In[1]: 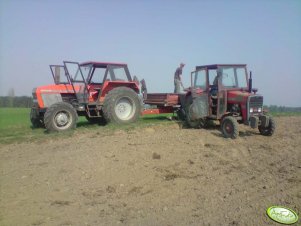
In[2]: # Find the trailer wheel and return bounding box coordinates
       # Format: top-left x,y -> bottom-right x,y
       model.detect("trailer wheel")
259,117 -> 276,136
30,107 -> 44,128
103,87 -> 141,124
44,102 -> 78,132
221,116 -> 239,139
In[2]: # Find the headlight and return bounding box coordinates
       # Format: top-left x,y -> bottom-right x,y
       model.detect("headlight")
258,107 -> 262,112
250,108 -> 253,113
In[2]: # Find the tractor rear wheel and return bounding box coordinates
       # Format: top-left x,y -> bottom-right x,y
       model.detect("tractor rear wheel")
221,116 -> 239,139
184,96 -> 205,128
103,87 -> 141,124
185,103 -> 201,128
258,117 -> 276,136
44,102 -> 78,132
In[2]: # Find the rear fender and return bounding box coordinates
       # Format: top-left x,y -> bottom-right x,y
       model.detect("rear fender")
99,81 -> 140,102
182,93 -> 209,120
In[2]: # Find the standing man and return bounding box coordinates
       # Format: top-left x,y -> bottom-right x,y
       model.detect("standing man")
174,63 -> 185,93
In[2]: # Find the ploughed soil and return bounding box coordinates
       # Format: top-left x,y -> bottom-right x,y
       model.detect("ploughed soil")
0,116 -> 300,226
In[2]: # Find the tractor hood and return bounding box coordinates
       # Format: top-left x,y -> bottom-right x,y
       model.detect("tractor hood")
36,84 -> 79,94
227,90 -> 254,103
33,84 -> 80,108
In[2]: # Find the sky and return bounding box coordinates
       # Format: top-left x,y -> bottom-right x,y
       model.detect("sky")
0,0 -> 300,107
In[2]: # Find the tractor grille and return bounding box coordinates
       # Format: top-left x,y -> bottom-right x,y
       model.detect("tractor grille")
249,95 -> 263,108
248,95 -> 263,117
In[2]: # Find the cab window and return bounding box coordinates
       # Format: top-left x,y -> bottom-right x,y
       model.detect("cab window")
90,67 -> 106,84
194,69 -> 207,89
108,66 -> 129,81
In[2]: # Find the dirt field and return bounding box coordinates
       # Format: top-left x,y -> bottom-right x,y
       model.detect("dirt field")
0,116 -> 300,226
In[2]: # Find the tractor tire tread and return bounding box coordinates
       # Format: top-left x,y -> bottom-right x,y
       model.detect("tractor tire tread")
259,116 -> 276,136
221,116 -> 239,139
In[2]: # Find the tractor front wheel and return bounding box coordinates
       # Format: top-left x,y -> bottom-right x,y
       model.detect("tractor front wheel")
258,117 -> 276,136
44,102 -> 78,132
103,87 -> 141,124
221,116 -> 239,139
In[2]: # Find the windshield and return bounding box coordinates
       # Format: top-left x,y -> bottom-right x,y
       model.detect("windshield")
108,66 -> 130,81
86,65 -> 131,84
209,66 -> 248,88
80,65 -> 92,81
50,65 -> 69,84
64,62 -> 92,83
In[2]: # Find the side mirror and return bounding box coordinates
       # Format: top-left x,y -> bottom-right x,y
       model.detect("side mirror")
252,88 -> 258,94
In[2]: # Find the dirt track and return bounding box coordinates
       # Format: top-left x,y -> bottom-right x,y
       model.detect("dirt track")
0,116 -> 300,226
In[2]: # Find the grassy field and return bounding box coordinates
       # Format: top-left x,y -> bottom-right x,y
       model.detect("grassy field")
0,108 -> 174,144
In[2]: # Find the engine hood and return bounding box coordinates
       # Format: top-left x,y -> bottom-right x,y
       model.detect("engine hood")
227,90 -> 255,103
33,84 -> 81,108
35,84 -> 79,94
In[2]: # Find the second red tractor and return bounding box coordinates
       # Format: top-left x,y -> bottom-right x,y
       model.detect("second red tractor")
31,61 -> 141,131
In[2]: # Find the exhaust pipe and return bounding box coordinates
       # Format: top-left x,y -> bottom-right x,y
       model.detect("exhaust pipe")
248,71 -> 252,93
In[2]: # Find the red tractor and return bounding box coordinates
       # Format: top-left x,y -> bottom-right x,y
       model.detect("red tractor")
30,61 -> 142,132
143,64 -> 276,138
180,64 -> 276,138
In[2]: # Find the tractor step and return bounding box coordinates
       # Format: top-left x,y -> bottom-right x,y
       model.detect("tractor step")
86,104 -> 102,117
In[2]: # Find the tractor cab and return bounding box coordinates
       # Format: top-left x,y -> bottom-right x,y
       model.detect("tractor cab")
49,61 -> 138,104
31,60 -> 141,132
185,64 -> 274,138
190,64 -> 249,119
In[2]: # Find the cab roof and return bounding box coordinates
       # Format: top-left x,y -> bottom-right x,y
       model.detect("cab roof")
80,61 -> 127,67
196,64 -> 247,70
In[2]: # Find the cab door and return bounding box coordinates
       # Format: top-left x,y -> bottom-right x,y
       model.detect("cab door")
188,69 -> 209,120
217,72 -> 227,119
64,61 -> 88,103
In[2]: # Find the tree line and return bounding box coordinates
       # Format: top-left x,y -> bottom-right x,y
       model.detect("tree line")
0,96 -> 33,108
0,96 -> 300,113
264,105 -> 301,113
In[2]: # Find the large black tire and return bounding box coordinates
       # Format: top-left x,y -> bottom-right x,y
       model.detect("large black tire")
221,116 -> 239,139
184,96 -> 202,128
185,103 -> 201,128
30,107 -> 44,128
258,117 -> 276,136
102,87 -> 141,124
44,102 -> 78,132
